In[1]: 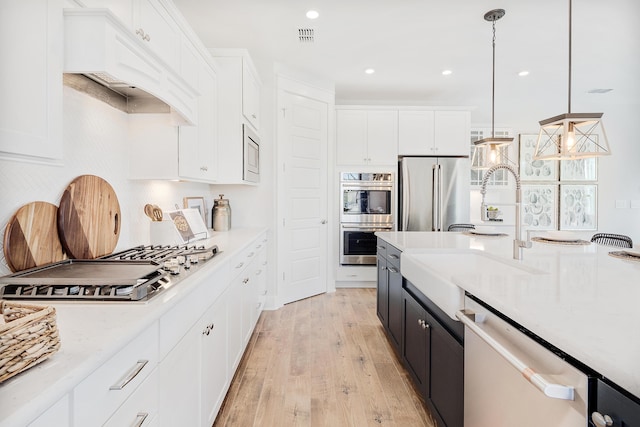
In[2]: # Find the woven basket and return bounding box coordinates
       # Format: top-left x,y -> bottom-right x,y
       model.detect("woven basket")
0,300 -> 61,383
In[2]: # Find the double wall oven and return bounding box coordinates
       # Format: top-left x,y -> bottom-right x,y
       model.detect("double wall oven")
340,172 -> 394,265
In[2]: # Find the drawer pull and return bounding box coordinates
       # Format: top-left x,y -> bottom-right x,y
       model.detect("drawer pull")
248,251 -> 255,257
132,412 -> 149,427
262,290 -> 267,296
255,269 -> 262,276
110,360 -> 148,390
243,277 -> 249,284
387,266 -> 398,273
388,254 -> 399,260
376,245 -> 386,250
235,262 -> 244,269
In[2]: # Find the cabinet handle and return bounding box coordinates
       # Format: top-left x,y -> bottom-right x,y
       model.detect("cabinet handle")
376,245 -> 386,250
256,244 -> 262,249
591,412 -> 614,427
200,166 -> 208,171
255,269 -> 262,276
243,277 -> 249,284
135,28 -> 151,42
387,266 -> 398,273
235,262 -> 244,269
248,251 -> 255,257
256,302 -> 262,309
262,290 -> 267,296
132,412 -> 149,427
388,254 -> 399,260
380,265 -> 387,271
109,360 -> 148,390
203,323 -> 215,335
252,114 -> 257,119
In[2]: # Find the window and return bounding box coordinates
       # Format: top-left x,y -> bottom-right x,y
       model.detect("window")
470,128 -> 513,187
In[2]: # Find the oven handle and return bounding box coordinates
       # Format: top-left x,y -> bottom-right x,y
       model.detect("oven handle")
341,224 -> 393,230
341,184 -> 393,191
456,309 -> 575,401
342,224 -> 393,231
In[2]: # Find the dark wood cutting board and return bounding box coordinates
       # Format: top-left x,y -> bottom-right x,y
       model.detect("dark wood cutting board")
57,175 -> 121,259
3,201 -> 66,272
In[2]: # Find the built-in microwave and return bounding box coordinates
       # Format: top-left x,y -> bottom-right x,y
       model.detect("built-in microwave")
243,124 -> 260,183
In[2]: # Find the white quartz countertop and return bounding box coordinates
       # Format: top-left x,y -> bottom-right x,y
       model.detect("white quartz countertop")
0,227 -> 267,427
376,231 -> 640,400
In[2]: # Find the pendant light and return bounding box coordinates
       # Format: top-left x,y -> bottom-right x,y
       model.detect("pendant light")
533,0 -> 611,160
471,9 -> 514,170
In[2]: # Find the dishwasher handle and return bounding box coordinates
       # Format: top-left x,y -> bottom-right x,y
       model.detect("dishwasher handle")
456,309 -> 575,401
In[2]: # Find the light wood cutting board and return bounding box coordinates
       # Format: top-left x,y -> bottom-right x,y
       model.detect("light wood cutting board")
3,201 -> 66,272
57,175 -> 121,259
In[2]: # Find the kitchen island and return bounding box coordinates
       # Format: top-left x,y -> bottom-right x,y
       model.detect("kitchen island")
0,227 -> 268,427
376,231 -> 640,407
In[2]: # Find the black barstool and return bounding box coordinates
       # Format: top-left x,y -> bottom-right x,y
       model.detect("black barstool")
590,233 -> 633,248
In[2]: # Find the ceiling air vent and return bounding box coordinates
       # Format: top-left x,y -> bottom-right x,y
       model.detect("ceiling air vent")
297,28 -> 315,43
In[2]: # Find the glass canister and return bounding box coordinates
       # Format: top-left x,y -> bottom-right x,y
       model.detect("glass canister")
212,194 -> 232,231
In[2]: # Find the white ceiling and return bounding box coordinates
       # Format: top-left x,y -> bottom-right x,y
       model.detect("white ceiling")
173,0 -> 640,125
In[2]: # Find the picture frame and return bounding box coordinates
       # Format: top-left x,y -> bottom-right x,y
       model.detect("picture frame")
519,134 -> 558,182
559,184 -> 597,230
560,157 -> 598,181
183,196 -> 206,223
521,185 -> 558,230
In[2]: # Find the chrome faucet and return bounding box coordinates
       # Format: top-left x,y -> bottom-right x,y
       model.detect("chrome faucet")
480,163 -> 532,260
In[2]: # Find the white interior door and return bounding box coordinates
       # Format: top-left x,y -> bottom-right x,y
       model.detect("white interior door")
277,87 -> 329,305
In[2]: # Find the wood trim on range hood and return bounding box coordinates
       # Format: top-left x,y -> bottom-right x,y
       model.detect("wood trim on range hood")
63,8 -> 198,125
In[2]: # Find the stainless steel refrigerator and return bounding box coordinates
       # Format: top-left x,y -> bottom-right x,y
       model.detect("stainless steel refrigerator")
398,156 -> 470,231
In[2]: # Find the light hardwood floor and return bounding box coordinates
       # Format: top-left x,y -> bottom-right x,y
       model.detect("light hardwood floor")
213,288 -> 436,427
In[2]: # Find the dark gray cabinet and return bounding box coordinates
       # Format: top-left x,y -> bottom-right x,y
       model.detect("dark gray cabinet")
591,379 -> 640,427
376,238 -> 464,427
403,282 -> 464,427
376,238 -> 402,351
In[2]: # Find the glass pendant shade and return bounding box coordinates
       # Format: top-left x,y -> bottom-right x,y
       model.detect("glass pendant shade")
534,112 -> 611,160
533,0 -> 611,160
471,141 -> 514,170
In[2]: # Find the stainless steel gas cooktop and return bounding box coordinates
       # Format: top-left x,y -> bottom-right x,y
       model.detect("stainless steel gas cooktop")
0,244 -> 220,302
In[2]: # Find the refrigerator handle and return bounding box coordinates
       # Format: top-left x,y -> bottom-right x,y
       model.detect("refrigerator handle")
402,162 -> 410,230
432,164 -> 438,231
438,164 -> 444,231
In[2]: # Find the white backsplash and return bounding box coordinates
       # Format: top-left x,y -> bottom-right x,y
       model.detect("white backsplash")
0,86 -> 217,275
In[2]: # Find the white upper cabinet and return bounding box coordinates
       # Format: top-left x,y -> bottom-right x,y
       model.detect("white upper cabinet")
210,49 -> 262,184
398,110 -> 470,156
178,60 -> 218,182
0,0 -> 63,161
133,0 -> 180,71
398,111 -> 435,155
242,60 -> 261,131
336,109 -> 398,166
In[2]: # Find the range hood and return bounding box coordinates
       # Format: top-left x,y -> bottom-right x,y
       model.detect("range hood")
63,8 -> 198,125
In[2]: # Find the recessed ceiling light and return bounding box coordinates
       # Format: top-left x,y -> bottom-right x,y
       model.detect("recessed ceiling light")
365,68 -> 375,75
518,71 -> 530,76
442,70 -> 452,76
306,10 -> 319,19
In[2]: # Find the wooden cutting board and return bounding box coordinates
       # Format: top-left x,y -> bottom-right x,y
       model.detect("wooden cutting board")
57,175 -> 121,259
3,201 -> 66,272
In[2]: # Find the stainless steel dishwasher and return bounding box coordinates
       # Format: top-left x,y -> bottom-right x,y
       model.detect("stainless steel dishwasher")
457,296 -> 589,427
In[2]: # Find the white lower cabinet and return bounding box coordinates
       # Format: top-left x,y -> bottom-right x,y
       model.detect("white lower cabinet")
73,322 -> 159,426
28,395 -> 69,427
200,298 -> 229,426
104,369 -> 159,427
157,231 -> 268,427
158,292 -> 229,427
